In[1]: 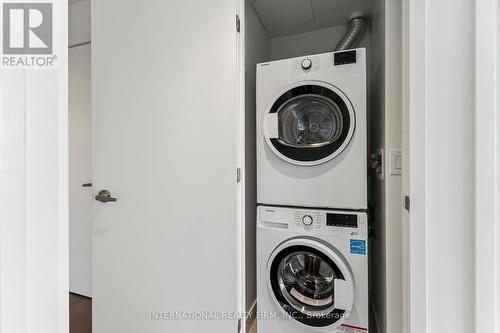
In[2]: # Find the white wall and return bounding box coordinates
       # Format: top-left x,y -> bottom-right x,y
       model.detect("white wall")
0,2 -> 68,333
269,24 -> 370,61
69,0 -> 92,297
69,44 -> 92,297
244,0 -> 270,314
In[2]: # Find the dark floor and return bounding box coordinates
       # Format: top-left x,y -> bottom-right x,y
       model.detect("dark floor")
70,293 -> 92,333
69,294 -> 254,333
249,320 -> 256,333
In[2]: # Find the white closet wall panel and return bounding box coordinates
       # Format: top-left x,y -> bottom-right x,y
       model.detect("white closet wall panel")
0,2 -> 69,331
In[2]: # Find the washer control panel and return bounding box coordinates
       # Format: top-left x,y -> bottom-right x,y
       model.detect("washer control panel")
294,210 -> 323,229
258,206 -> 367,238
326,213 -> 358,228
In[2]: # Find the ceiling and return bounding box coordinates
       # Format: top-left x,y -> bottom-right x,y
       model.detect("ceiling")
68,0 -> 371,37
251,0 -> 372,37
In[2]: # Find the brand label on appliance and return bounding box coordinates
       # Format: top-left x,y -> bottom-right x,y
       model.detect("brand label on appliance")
350,239 -> 366,255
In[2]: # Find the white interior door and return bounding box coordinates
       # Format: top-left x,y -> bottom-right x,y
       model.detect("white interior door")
69,43 -> 92,297
91,1 -> 240,332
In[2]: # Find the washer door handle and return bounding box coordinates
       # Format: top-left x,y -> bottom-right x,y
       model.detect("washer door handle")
334,279 -> 353,311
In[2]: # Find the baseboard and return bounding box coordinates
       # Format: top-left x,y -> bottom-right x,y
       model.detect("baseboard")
246,300 -> 257,333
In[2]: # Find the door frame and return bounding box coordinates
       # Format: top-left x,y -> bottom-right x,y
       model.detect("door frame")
403,1 -> 500,333
236,0 -> 247,332
402,0 -> 428,331
475,0 -> 500,332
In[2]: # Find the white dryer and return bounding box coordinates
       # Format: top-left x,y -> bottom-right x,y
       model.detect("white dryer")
257,49 -> 367,209
257,205 -> 368,333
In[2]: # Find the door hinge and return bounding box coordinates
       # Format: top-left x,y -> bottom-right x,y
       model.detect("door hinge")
404,195 -> 410,212
237,318 -> 242,333
237,168 -> 241,183
236,14 -> 241,33
369,148 -> 384,181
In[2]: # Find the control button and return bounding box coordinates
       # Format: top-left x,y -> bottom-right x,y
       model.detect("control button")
302,215 -> 313,226
301,58 -> 312,70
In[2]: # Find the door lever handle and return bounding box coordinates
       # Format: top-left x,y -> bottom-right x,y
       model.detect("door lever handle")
95,190 -> 117,203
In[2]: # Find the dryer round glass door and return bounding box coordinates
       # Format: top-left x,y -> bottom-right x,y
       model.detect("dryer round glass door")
267,238 -> 354,329
263,83 -> 355,166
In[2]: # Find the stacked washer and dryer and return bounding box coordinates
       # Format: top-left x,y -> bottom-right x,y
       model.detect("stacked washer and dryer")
256,48 -> 369,333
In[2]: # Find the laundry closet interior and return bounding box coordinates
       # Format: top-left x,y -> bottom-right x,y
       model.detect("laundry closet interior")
240,0 -> 403,332
67,0 -> 404,332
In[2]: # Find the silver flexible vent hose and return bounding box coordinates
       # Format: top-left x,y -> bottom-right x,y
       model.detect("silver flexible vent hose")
335,16 -> 367,51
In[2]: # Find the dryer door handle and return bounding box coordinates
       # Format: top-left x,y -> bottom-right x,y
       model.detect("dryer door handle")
334,279 -> 353,311
263,113 -> 279,139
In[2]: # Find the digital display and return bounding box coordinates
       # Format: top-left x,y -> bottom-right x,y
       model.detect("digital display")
327,213 -> 358,228
334,50 -> 357,66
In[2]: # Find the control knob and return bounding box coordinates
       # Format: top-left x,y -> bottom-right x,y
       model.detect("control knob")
302,215 -> 313,226
301,58 -> 312,70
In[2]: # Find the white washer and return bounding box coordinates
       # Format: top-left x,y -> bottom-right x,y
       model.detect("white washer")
257,49 -> 367,209
257,205 -> 368,333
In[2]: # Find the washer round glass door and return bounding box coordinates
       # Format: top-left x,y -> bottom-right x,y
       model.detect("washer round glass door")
267,238 -> 354,329
263,83 -> 355,166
